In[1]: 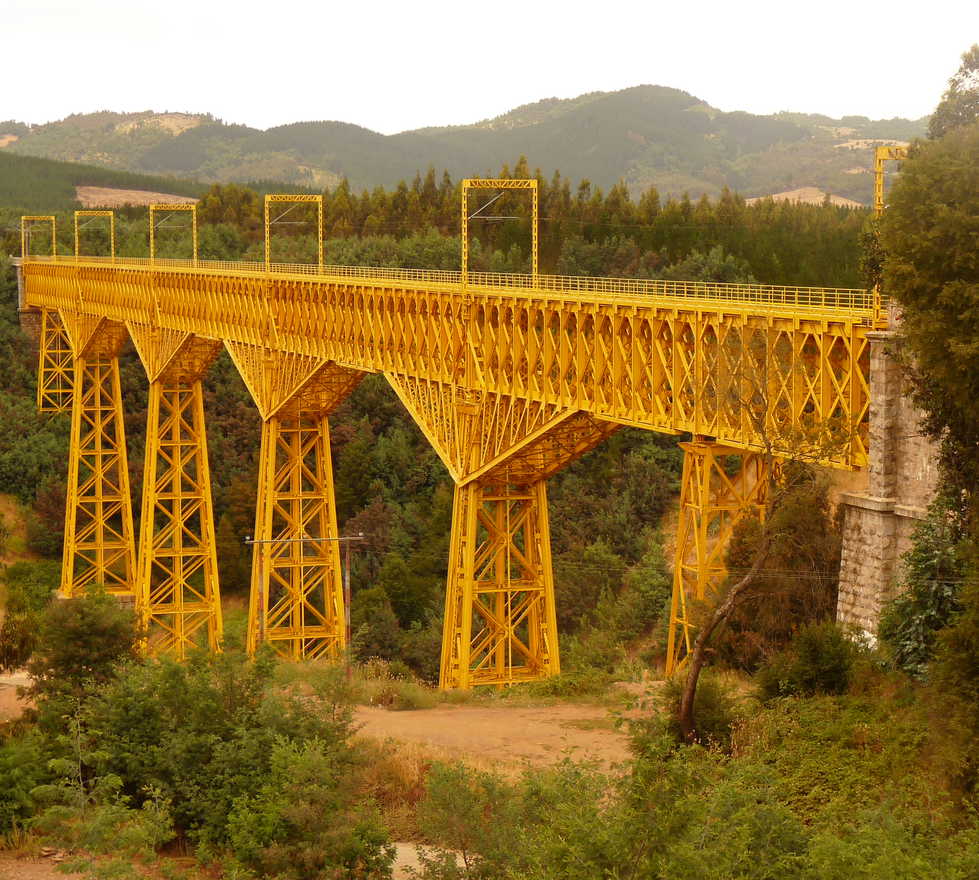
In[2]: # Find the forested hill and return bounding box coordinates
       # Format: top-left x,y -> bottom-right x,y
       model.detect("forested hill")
0,85 -> 926,202
0,151 -> 206,213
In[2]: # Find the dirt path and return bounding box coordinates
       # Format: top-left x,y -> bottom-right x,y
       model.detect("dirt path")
0,671 -> 30,723
355,701 -> 632,770
0,855 -> 82,880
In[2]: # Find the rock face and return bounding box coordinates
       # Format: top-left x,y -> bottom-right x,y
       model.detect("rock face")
837,319 -> 938,634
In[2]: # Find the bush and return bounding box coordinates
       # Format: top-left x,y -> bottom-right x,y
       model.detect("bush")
0,732 -> 48,834
0,560 -> 59,671
26,585 -> 139,717
879,496 -> 966,677
226,738 -> 395,879
757,621 -> 857,700
660,671 -> 740,750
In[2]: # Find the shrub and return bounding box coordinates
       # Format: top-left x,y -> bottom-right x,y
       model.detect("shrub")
660,671 -> 740,750
26,585 -> 139,720
757,621 -> 857,700
0,560 -> 59,671
879,496 -> 966,677
0,732 -> 48,834
226,738 -> 395,879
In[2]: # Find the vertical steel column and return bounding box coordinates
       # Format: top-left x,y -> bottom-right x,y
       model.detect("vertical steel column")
37,309 -> 74,412
440,479 -> 559,689
62,356 -> 136,598
247,412 -> 345,660
665,441 -> 771,675
137,379 -> 222,656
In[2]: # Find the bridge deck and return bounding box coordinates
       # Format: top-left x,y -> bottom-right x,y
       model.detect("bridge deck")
18,255 -> 873,467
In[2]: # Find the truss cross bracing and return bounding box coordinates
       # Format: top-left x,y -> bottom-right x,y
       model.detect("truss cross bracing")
19,218 -> 875,687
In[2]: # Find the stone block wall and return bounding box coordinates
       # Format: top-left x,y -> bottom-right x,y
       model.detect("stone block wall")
836,327 -> 939,635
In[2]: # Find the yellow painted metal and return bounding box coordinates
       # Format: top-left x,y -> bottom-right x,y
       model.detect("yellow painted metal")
149,204 -> 198,262
248,414 -> 345,659
129,327 -> 224,657
224,343 -> 362,659
37,309 -> 74,412
21,216 -> 56,258
461,178 -> 538,287
265,194 -> 323,273
387,374 -> 617,687
18,256 -> 873,470
137,379 -> 222,655
17,192 -> 878,685
874,145 -> 909,217
60,318 -> 137,598
441,479 -> 559,688
665,441 -> 771,675
74,210 -> 115,259
872,144 -> 909,326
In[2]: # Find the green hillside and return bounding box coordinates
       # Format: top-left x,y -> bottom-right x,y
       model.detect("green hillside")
1,86 -> 928,203
0,150 -> 206,213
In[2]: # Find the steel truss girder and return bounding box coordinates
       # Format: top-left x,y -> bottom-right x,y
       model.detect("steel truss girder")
441,480 -> 559,689
138,380 -> 223,656
665,440 -> 772,675
20,261 -> 872,469
62,354 -> 137,598
37,308 -> 74,412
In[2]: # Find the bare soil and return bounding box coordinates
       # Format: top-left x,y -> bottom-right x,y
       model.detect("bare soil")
0,855 -> 82,879
745,187 -> 863,208
74,187 -> 198,209
355,701 -> 632,771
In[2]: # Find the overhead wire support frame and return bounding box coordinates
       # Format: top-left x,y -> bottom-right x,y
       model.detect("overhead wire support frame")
74,210 -> 116,259
21,215 -> 56,259
265,194 -> 323,273
149,203 -> 198,263
461,178 -> 538,288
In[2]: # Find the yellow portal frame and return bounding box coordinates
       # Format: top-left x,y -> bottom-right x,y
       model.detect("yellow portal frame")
150,204 -> 198,262
265,194 -> 323,272
74,210 -> 116,259
21,216 -> 56,258
461,179 -> 538,287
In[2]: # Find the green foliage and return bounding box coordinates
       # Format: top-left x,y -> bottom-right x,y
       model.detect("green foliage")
0,150 -> 204,213
225,738 -> 395,879
757,622 -> 857,699
0,732 -> 48,834
879,496 -> 967,676
3,91 -> 926,205
715,467 -> 842,670
0,560 -> 60,671
26,586 -> 139,714
660,671 -> 741,750
929,45 -> 979,140
881,122 -> 979,513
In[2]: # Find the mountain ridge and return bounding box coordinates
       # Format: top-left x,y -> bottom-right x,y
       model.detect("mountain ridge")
0,85 -> 927,203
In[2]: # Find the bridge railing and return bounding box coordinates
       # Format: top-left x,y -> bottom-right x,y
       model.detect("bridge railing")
19,254 -> 876,316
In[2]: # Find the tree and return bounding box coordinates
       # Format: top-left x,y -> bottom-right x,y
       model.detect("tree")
880,122 -> 979,522
929,45 -> 979,140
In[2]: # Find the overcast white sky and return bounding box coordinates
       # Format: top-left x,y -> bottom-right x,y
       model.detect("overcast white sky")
4,0 -> 976,133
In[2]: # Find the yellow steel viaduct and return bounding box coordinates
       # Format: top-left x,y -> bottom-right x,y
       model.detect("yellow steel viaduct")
14,172 -> 892,689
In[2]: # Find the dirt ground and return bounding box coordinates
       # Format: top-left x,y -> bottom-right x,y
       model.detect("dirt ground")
74,187 -> 198,208
355,700 -> 632,771
0,855 -> 81,879
0,671 -> 30,723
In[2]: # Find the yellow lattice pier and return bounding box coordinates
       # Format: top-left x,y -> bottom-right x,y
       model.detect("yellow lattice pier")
17,182 -> 877,685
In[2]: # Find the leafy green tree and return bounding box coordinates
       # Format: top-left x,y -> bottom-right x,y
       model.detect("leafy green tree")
929,45 -> 979,139
25,586 -> 139,714
0,561 -> 59,671
881,122 -> 979,519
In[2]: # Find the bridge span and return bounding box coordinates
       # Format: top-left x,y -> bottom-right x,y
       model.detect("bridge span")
15,195 -> 877,688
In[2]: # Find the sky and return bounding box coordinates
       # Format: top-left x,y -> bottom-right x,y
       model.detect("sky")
4,0 -> 977,133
